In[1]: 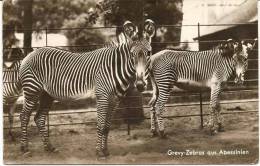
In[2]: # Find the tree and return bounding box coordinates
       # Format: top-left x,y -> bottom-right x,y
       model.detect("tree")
3,0 -> 106,55
97,0 -> 144,35
97,0 -> 183,50
3,0 -> 34,56
62,13 -> 105,51
31,0 -> 96,31
21,0 -> 33,55
3,0 -> 23,60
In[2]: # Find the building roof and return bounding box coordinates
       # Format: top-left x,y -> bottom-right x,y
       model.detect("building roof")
198,0 -> 257,38
180,0 -> 257,50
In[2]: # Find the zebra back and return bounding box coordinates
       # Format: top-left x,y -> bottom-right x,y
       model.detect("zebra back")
3,61 -> 22,103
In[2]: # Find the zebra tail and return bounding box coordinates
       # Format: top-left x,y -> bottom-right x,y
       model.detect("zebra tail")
16,78 -> 23,95
148,71 -> 158,107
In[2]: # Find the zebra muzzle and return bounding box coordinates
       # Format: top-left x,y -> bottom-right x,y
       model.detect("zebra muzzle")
234,74 -> 244,85
135,80 -> 146,92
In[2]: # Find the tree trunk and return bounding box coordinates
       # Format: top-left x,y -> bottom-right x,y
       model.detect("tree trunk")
23,0 -> 33,55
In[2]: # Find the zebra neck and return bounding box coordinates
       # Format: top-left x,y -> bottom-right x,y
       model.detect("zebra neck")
207,49 -> 236,80
111,43 -> 135,96
222,56 -> 236,80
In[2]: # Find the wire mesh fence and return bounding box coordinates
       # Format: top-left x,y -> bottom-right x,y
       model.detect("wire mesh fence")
3,22 -> 258,135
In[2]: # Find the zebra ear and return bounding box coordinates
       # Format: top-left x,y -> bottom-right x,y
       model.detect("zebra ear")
143,19 -> 155,42
248,38 -> 258,50
123,21 -> 138,40
220,39 -> 235,57
227,39 -> 235,49
246,43 -> 253,50
241,39 -> 257,54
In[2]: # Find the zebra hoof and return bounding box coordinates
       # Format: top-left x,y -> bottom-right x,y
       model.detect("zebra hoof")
96,150 -> 109,160
218,124 -> 225,132
44,145 -> 59,153
210,129 -> 218,136
159,131 -> 167,139
51,148 -> 59,153
103,149 -> 110,157
218,128 -> 225,132
22,151 -> 32,157
150,130 -> 158,138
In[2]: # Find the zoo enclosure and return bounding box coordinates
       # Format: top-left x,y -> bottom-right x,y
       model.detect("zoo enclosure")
3,22 -> 258,135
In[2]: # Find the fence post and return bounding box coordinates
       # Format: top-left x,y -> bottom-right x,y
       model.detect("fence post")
127,120 -> 130,135
45,27 -> 48,46
47,109 -> 50,137
197,22 -> 204,129
45,27 -> 50,137
199,92 -> 203,128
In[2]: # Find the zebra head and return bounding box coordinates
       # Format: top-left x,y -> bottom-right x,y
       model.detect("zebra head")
222,39 -> 257,84
123,19 -> 155,92
130,39 -> 152,92
234,39 -> 257,84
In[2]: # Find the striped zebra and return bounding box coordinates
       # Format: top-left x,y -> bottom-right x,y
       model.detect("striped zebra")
3,48 -> 24,140
18,20 -> 155,158
149,39 -> 257,137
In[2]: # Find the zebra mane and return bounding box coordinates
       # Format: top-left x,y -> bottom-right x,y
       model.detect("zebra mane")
166,48 -> 196,52
166,42 -> 232,56
103,32 -> 129,48
213,42 -> 237,57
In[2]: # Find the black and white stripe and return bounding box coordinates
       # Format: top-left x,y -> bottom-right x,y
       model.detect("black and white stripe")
149,40 -> 252,137
3,60 -> 22,140
18,40 -> 151,157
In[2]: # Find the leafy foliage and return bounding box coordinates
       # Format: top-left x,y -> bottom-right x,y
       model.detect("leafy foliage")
3,0 -> 183,52
32,0 -> 96,30
98,0 -> 183,25
3,0 -> 105,51
3,0 -> 22,48
62,14 -> 105,50
97,0 -> 183,49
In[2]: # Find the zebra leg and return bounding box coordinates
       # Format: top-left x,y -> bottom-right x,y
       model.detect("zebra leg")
153,69 -> 174,139
216,104 -> 225,132
155,104 -> 166,139
96,96 -> 113,159
154,90 -> 171,139
34,92 -> 57,152
150,108 -> 158,137
8,100 -> 17,141
20,96 -> 38,155
20,72 -> 44,156
149,74 -> 159,137
208,83 -> 222,135
103,111 -> 112,157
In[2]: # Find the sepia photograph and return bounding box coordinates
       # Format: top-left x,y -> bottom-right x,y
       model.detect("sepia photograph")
2,0 -> 258,164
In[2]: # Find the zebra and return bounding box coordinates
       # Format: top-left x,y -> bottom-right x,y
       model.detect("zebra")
18,20 -> 155,158
3,48 -> 24,140
103,20 -> 139,47
148,39 -> 257,137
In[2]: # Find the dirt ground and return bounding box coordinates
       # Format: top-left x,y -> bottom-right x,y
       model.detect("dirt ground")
3,101 -> 258,164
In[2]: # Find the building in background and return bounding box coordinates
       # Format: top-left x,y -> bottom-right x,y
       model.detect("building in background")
181,0 -> 257,50
15,33 -> 68,48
